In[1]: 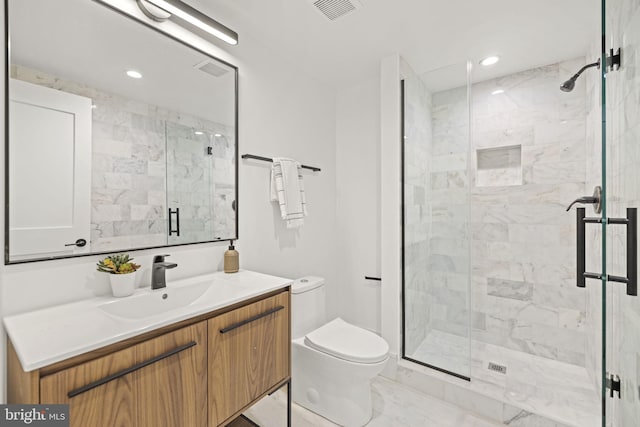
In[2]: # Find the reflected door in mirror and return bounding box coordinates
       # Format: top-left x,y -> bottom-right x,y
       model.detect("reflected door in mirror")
9,79 -> 91,259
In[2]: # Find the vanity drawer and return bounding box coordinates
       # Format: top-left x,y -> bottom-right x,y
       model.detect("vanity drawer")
208,290 -> 290,426
39,321 -> 207,427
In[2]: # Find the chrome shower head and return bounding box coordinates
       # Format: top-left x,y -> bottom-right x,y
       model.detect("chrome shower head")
560,59 -> 600,92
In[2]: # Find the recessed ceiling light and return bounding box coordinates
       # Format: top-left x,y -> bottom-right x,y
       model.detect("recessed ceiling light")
194,131 -> 204,135
126,70 -> 143,79
480,56 -> 500,66
491,89 -> 505,95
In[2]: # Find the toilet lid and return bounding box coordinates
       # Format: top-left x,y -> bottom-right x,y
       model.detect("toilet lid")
304,318 -> 389,364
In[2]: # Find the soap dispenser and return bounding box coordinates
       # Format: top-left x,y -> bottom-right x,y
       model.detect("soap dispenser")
224,240 -> 239,273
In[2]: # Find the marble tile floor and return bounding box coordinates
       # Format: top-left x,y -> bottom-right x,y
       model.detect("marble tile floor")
244,376 -> 507,427
408,330 -> 600,427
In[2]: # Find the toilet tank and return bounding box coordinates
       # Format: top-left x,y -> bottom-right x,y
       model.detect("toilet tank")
291,276 -> 326,339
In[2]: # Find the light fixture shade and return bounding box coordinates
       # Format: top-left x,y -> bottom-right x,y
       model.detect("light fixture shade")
145,0 -> 238,45
136,0 -> 171,22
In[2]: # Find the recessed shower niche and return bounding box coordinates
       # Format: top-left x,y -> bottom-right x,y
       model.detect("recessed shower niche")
475,144 -> 522,187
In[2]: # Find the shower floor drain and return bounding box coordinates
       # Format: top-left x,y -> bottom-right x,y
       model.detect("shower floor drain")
488,362 -> 507,374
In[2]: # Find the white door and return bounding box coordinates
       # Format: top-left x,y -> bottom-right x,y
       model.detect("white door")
9,79 -> 92,260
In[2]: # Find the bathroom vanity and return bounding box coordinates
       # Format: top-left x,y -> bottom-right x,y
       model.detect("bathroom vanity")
5,271 -> 291,427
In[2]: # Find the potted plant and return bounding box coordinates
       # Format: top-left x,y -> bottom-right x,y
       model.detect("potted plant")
97,254 -> 141,297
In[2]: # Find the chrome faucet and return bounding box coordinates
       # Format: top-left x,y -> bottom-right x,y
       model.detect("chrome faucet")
151,254 -> 178,290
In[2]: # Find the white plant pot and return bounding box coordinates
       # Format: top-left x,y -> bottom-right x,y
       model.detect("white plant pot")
109,272 -> 136,297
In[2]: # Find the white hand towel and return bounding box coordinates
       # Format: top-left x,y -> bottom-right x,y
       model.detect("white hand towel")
270,157 -> 307,228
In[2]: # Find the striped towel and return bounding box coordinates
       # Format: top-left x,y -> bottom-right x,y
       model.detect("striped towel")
270,157 -> 307,228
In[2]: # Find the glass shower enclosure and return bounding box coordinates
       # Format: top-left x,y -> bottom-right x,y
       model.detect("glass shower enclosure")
401,1 -> 640,423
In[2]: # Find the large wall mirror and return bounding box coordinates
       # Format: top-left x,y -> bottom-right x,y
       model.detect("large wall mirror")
5,0 -> 238,263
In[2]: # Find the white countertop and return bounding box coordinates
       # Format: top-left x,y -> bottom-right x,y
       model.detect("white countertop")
4,270 -> 293,372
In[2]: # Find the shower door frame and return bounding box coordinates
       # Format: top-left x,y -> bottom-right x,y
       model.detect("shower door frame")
399,72 -> 472,383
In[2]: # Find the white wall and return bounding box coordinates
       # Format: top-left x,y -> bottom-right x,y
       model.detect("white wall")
334,76 -> 381,332
0,2 -> 337,401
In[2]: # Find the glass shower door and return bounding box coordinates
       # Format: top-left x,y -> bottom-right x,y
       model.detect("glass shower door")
402,62 -> 472,379
604,0 -> 640,425
165,122 -> 215,245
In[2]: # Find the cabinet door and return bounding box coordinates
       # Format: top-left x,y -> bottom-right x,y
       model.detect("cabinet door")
40,346 -> 136,427
208,292 -> 290,426
40,322 -> 207,427
135,321 -> 207,427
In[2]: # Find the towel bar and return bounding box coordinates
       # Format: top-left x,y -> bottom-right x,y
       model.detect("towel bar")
241,154 -> 321,172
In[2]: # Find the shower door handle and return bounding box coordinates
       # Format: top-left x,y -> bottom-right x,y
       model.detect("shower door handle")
576,208 -> 601,287
574,207 -> 637,296
576,208 -> 587,288
608,208 -> 637,296
168,208 -> 180,237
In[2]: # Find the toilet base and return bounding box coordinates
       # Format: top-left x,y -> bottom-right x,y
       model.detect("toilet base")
293,375 -> 373,427
292,338 -> 387,427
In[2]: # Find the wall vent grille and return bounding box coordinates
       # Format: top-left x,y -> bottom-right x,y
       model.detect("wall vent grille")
193,59 -> 229,78
313,0 -> 360,21
488,362 -> 507,374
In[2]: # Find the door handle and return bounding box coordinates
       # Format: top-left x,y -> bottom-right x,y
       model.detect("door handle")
67,341 -> 197,398
219,306 -> 285,334
168,208 -> 180,237
65,238 -> 87,247
574,207 -> 637,296
566,186 -> 602,213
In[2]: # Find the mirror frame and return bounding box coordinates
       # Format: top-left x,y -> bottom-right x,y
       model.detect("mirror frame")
3,0 -> 239,264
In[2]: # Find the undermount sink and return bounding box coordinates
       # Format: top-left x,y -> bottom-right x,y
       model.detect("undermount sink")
99,282 -> 211,320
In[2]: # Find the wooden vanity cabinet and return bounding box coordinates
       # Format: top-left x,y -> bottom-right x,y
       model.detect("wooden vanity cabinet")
208,291 -> 290,426
7,289 -> 291,427
40,321 -> 207,427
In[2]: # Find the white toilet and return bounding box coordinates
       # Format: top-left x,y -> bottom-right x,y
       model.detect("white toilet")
291,276 -> 389,427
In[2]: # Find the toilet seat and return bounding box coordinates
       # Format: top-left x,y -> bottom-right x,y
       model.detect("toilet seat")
304,318 -> 389,364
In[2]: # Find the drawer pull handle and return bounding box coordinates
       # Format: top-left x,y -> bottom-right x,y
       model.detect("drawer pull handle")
220,305 -> 285,334
67,341 -> 197,398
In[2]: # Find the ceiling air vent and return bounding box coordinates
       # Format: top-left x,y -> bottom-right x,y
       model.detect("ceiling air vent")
312,0 -> 362,21
193,59 -> 230,78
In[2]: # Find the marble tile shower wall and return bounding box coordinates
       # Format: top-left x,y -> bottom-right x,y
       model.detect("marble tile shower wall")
12,65 -> 235,252
403,76 -> 434,356
430,58 -> 590,365
428,85 -> 471,339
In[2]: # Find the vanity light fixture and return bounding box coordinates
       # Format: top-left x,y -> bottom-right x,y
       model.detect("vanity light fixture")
480,56 -> 500,66
136,0 -> 238,45
126,70 -> 143,78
